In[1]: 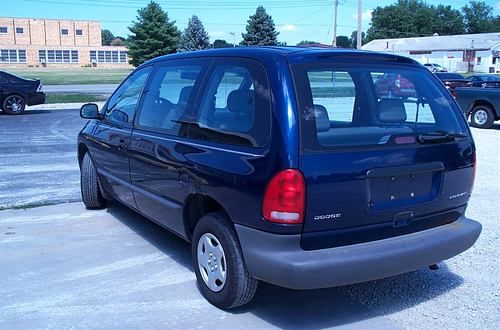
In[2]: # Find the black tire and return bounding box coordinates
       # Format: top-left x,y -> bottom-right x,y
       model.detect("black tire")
80,153 -> 107,209
470,105 -> 495,129
3,95 -> 26,115
192,212 -> 258,309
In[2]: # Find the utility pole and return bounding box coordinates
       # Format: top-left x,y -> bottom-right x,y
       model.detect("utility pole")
332,0 -> 339,47
229,32 -> 236,47
356,0 -> 362,49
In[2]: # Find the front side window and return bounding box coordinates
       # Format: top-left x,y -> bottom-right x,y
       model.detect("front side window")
136,61 -> 204,135
293,63 -> 469,151
105,66 -> 152,125
191,59 -> 271,147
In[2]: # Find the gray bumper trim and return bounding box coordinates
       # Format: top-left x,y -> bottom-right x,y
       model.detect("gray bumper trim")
235,217 -> 481,290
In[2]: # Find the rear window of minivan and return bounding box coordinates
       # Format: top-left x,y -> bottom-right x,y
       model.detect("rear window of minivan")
292,63 -> 469,151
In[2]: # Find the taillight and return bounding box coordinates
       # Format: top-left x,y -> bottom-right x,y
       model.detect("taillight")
262,169 -> 305,224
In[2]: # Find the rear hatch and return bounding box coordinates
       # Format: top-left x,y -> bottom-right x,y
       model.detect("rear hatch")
291,59 -> 475,250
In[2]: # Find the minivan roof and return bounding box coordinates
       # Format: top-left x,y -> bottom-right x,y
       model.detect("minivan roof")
143,46 -> 420,67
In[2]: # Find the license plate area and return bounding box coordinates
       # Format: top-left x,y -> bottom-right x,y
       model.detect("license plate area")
366,162 -> 444,211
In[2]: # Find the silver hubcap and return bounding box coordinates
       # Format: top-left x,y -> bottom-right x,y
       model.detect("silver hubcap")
197,233 -> 227,292
473,110 -> 488,125
6,96 -> 24,113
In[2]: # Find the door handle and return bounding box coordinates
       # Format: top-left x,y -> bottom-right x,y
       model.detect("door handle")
119,138 -> 128,149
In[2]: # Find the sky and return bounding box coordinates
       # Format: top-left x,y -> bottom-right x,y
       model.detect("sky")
2,0 -> 500,45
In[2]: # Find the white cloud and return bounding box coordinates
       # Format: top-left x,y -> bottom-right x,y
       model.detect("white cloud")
279,24 -> 298,32
209,31 -> 226,38
351,9 -> 373,21
495,2 -> 500,11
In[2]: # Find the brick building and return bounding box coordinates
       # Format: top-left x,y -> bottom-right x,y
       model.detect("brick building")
0,17 -> 132,68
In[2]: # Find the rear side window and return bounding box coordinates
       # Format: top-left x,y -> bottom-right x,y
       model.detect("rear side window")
105,66 -> 152,125
189,58 -> 271,147
135,60 -> 206,135
293,64 -> 469,151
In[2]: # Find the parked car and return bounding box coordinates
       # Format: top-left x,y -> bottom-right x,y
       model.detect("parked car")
78,47 -> 481,309
0,71 -> 45,115
374,73 -> 417,98
467,74 -> 500,88
423,63 -> 447,72
455,86 -> 500,128
434,72 -> 471,92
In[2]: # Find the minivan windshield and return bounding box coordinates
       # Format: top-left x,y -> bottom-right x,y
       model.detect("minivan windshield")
292,63 -> 469,151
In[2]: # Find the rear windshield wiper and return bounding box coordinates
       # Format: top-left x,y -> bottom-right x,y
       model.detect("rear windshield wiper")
418,131 -> 468,144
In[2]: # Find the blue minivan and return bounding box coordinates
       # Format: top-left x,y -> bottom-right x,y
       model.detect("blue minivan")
78,47 -> 481,309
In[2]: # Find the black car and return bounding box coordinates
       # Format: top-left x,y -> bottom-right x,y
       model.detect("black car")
467,74 -> 500,88
0,71 -> 46,115
435,72 -> 471,92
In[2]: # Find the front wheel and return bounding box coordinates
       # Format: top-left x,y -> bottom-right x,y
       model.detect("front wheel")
3,95 -> 26,115
192,213 -> 258,309
80,153 -> 107,209
470,105 -> 494,129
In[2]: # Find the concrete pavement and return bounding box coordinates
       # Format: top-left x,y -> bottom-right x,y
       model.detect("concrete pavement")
0,202 -> 400,329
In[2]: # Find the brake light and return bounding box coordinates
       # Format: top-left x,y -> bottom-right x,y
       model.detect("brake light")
262,169 -> 305,224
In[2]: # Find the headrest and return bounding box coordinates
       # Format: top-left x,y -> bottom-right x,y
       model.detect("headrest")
314,104 -> 330,132
178,86 -> 193,105
377,99 -> 407,123
227,89 -> 255,113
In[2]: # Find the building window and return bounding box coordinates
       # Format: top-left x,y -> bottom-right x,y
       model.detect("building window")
90,50 -> 128,63
0,27 -> 7,34
61,29 -> 69,35
76,29 -> 83,36
0,49 -> 27,63
39,49 -> 78,63
16,27 -> 24,34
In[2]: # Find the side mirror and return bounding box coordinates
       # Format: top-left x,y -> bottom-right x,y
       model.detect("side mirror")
80,103 -> 99,119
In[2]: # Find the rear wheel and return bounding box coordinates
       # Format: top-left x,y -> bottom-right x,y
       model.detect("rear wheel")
192,213 -> 258,309
80,153 -> 107,209
3,95 -> 26,115
470,105 -> 494,129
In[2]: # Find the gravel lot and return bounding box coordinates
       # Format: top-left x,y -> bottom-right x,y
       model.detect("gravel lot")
339,125 -> 500,329
0,108 -> 498,328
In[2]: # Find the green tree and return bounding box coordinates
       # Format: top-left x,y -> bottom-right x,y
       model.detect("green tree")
350,30 -> 366,48
241,6 -> 279,46
213,39 -> 228,48
336,36 -> 350,48
434,5 -> 465,35
462,1 -> 498,33
296,40 -> 318,46
127,1 -> 180,66
178,15 -> 210,52
101,29 -> 114,46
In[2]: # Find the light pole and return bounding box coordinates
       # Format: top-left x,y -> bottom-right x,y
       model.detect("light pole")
229,32 -> 236,47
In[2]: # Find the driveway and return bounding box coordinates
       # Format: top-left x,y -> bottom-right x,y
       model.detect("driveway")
0,109 -> 82,210
43,84 -> 118,94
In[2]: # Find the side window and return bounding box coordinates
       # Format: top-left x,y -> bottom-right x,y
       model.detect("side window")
105,66 -> 151,125
192,59 -> 271,147
307,71 -> 355,124
136,62 -> 204,135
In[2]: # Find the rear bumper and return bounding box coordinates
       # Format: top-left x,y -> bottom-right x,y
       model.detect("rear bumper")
236,216 -> 481,290
27,92 -> 46,106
